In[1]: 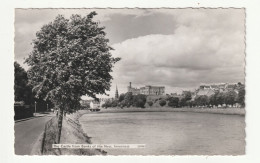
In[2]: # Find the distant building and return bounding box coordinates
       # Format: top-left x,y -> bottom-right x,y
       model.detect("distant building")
140,85 -> 165,95
194,82 -> 242,98
80,100 -> 92,107
170,93 -> 182,99
196,89 -> 215,97
127,82 -> 140,95
127,82 -> 165,95
90,101 -> 100,109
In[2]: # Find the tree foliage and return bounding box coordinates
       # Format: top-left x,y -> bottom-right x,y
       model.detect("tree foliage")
25,12 -> 120,112
25,12 -> 120,143
14,62 -> 33,104
133,94 -> 146,108
215,92 -> 225,105
123,92 -> 134,107
195,95 -> 209,106
147,101 -> 153,107
209,93 -> 217,106
178,98 -> 186,107
183,91 -> 192,101
118,93 -> 125,102
224,90 -> 237,105
168,97 -> 179,108
159,99 -> 167,107
237,84 -> 245,107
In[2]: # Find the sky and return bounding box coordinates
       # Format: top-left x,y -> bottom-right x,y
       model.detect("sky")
15,8 -> 245,99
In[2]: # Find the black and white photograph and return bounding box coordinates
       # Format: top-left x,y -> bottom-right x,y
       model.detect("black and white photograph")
14,8 -> 246,156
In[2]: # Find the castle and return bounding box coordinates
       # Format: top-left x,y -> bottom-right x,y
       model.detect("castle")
127,82 -> 165,95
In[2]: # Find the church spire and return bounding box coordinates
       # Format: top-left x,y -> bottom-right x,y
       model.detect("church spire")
115,85 -> 119,99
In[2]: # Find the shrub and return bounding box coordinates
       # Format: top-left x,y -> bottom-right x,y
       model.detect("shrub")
124,92 -> 134,107
118,100 -> 127,108
111,100 -> 119,107
168,97 -> 179,108
147,101 -> 153,107
195,95 -> 209,106
159,100 -> 166,107
102,100 -> 112,108
133,94 -> 147,108
178,97 -> 186,107
118,93 -> 125,102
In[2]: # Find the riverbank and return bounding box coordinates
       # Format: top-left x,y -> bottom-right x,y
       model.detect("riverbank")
96,107 -> 245,115
31,110 -> 105,155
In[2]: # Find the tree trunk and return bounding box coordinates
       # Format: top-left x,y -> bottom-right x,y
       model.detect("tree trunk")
56,108 -> 63,144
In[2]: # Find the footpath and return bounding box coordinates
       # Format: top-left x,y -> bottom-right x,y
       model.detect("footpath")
15,112 -> 53,123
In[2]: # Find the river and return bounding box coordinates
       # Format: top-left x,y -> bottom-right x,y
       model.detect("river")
79,111 -> 245,155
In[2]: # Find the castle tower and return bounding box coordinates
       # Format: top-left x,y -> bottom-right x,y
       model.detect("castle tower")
115,85 -> 119,99
127,82 -> 132,92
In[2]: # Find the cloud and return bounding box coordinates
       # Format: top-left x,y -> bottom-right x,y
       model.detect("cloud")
14,9 -> 245,98
110,9 -> 245,90
14,9 -> 153,68
100,12 -> 177,44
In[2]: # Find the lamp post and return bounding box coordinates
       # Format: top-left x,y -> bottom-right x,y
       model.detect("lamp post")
34,101 -> 37,116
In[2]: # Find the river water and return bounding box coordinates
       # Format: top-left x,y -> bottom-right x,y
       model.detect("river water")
79,112 -> 245,155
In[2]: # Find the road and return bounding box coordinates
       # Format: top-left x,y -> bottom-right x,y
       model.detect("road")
14,113 -> 54,155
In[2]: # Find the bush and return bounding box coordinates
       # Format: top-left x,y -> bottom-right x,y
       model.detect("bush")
118,100 -> 127,108
178,98 -> 186,107
124,92 -> 134,107
147,101 -> 153,107
168,97 -> 179,108
102,100 -> 119,108
195,95 -> 209,106
118,93 -> 125,102
111,100 -> 119,107
102,100 -> 113,108
159,100 -> 166,107
133,94 -> 147,108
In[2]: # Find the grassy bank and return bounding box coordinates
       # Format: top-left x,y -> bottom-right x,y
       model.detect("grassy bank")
97,107 -> 245,115
35,110 -> 105,155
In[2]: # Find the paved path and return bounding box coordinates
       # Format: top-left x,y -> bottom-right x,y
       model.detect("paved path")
14,113 -> 54,155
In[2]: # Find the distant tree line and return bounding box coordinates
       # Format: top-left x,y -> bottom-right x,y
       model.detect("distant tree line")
101,83 -> 245,109
163,84 -> 245,108
193,87 -> 245,108
102,92 -> 147,108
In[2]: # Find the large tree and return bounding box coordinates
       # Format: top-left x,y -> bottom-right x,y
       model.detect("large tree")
133,94 -> 147,108
123,92 -> 134,107
183,91 -> 192,101
195,95 -> 209,107
224,90 -> 237,106
168,97 -> 179,108
25,12 -> 120,143
14,62 -> 33,104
